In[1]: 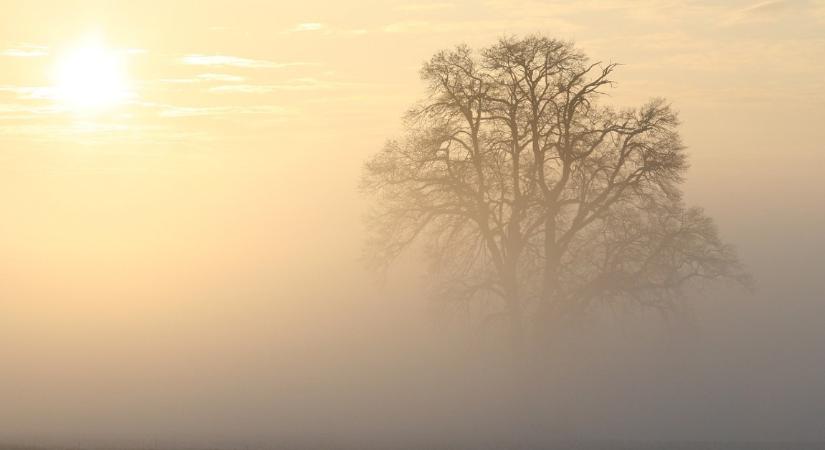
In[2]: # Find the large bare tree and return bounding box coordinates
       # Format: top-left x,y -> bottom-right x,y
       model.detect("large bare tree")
362,36 -> 748,346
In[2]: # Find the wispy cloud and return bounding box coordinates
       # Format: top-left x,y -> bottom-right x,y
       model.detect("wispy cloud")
396,2 -> 455,12
282,22 -> 369,36
208,78 -> 348,93
181,54 -> 312,69
198,73 -> 245,82
158,104 -> 288,118
158,73 -> 247,84
382,17 -> 579,34
481,0 -> 724,25
289,22 -> 325,32
208,84 -> 281,94
0,85 -> 55,100
159,78 -> 202,84
812,0 -> 825,23
1,44 -> 48,57
0,103 -> 63,120
721,0 -> 802,25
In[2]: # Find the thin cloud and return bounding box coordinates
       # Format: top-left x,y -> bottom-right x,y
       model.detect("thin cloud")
159,78 -> 203,84
1,44 -> 48,57
209,84 -> 280,94
0,103 -> 63,120
813,0 -> 825,22
483,0 -> 722,24
181,54 -> 311,69
0,85 -> 55,100
396,2 -> 455,12
208,78 -> 349,93
282,22 -> 368,36
158,104 -> 288,118
721,0 -> 801,25
158,73 -> 247,84
289,22 -> 325,32
198,73 -> 245,82
382,17 -> 580,34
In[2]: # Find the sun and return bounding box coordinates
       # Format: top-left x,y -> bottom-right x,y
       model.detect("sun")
52,37 -> 132,111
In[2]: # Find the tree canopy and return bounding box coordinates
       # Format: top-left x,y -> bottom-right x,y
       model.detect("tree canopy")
362,35 -> 748,345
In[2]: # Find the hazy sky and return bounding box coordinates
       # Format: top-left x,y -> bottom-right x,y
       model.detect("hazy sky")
1,0 -> 824,446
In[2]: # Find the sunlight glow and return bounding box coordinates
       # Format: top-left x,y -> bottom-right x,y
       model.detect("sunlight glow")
52,38 -> 132,111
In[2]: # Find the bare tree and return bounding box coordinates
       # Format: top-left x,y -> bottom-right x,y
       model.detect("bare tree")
361,35 -> 748,347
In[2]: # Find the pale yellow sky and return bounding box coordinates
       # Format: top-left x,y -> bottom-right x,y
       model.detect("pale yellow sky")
1,1 -> 825,443
0,0 -> 823,325
1,0 -> 822,255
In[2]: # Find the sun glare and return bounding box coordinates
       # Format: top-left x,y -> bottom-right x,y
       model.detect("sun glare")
52,38 -> 131,111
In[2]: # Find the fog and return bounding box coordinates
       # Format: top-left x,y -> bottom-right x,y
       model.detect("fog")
1,1 -> 825,448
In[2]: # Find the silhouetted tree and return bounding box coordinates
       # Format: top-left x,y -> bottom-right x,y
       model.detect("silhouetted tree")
362,35 -> 748,347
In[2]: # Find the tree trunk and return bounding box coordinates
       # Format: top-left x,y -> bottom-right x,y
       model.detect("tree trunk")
542,215 -> 562,314
502,254 -> 524,352
507,297 -> 524,353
